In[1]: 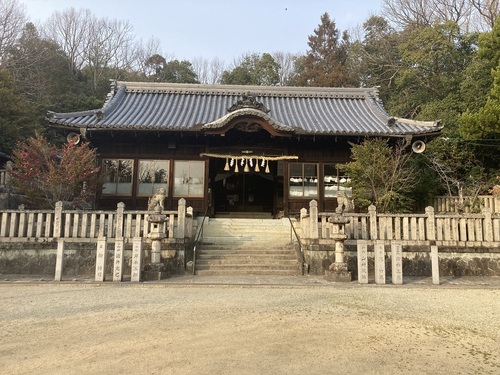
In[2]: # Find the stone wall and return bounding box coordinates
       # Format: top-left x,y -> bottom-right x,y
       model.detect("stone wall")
0,240 -> 187,278
304,244 -> 500,278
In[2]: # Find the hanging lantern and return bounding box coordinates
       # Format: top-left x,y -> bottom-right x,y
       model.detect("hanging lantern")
224,158 -> 230,171
265,160 -> 270,173
244,159 -> 250,172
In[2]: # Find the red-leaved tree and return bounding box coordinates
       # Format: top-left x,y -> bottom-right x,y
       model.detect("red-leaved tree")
10,133 -> 101,208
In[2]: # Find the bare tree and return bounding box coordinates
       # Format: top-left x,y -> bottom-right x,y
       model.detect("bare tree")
0,0 -> 26,65
470,0 -> 500,30
191,56 -> 209,83
42,8 -> 92,75
130,36 -> 163,77
191,56 -> 225,84
383,0 -> 499,31
84,17 -> 135,91
208,57 -> 225,84
272,51 -> 300,86
434,0 -> 474,30
382,0 -> 436,29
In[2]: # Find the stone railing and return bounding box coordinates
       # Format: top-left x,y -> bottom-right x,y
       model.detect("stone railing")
433,195 -> 498,213
297,200 -> 500,280
298,200 -> 500,248
0,199 -> 194,243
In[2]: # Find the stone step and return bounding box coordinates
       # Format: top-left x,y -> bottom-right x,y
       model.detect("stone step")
200,242 -> 292,249
195,269 -> 297,276
194,217 -> 299,276
195,263 -> 298,271
197,255 -> 298,263
199,250 -> 294,256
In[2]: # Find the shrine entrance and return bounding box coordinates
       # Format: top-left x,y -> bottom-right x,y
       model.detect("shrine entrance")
207,155 -> 285,217
213,172 -> 275,216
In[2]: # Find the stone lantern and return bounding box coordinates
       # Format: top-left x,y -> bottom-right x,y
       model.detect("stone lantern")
325,207 -> 352,282
143,204 -> 168,280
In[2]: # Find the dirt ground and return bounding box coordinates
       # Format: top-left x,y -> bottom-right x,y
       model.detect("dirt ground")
0,278 -> 499,375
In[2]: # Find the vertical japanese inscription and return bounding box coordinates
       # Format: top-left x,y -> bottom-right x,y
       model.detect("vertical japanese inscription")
374,240 -> 386,284
131,237 -> 143,282
391,241 -> 403,285
113,238 -> 124,282
357,241 -> 369,284
95,237 -> 107,282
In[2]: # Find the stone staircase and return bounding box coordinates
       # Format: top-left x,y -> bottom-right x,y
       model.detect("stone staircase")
194,218 -> 300,276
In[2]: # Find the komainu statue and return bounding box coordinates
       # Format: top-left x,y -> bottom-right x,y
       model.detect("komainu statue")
148,188 -> 166,211
336,191 -> 354,213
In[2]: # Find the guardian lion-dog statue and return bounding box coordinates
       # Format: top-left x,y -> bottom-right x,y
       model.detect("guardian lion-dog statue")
148,188 -> 166,211
336,190 -> 354,213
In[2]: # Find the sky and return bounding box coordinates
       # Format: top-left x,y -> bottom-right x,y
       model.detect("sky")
22,0 -> 382,64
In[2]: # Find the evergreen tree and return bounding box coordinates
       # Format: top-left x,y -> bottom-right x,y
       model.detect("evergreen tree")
221,53 -> 280,86
297,12 -> 355,87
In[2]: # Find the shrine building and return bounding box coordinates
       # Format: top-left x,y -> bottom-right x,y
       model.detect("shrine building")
47,81 -> 442,217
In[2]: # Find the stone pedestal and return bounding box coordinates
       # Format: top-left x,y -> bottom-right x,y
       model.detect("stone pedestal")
324,209 -> 352,282
142,262 -> 168,281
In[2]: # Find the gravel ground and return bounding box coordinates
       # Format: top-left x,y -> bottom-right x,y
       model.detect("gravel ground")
1,278 -> 499,375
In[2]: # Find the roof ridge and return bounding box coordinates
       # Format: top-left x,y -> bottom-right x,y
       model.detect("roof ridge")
116,81 -> 376,99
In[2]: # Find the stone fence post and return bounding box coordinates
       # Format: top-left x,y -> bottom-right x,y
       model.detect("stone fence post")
186,206 -> 193,238
309,200 -> 318,240
425,206 -> 436,242
368,205 -> 377,240
300,208 -> 309,240
54,201 -> 63,238
482,207 -> 493,242
115,202 -> 125,238
177,198 -> 186,239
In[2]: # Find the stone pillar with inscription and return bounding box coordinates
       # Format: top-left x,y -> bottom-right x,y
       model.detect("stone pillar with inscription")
113,237 -> 125,282
95,237 -> 108,282
357,240 -> 369,284
131,237 -> 143,282
391,241 -> 403,285
374,240 -> 386,284
325,207 -> 352,282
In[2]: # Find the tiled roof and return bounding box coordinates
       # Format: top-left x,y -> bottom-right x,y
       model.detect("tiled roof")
47,81 -> 442,137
